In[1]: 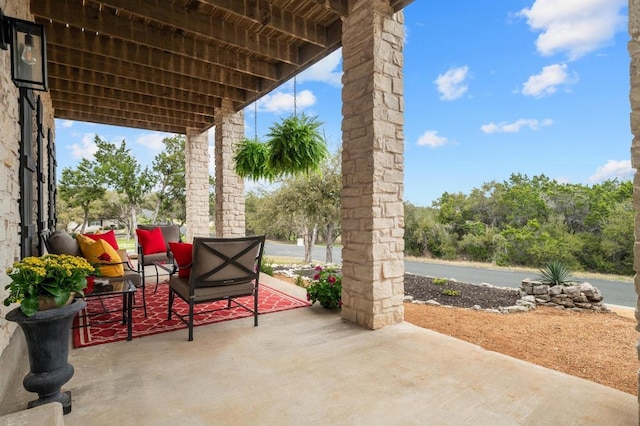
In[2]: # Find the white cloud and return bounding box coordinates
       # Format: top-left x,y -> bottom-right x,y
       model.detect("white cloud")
70,133 -> 98,160
60,120 -> 74,128
416,130 -> 448,147
521,63 -> 576,97
481,118 -> 553,134
136,132 -> 168,151
434,66 -> 469,101
297,49 -> 342,87
588,160 -> 635,183
518,0 -> 627,60
258,89 -> 316,114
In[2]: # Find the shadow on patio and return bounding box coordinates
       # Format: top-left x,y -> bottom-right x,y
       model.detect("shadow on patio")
1,275 -> 637,425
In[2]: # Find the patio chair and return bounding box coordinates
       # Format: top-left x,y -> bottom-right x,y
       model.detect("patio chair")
167,235 -> 265,341
136,224 -> 181,292
45,230 -> 147,316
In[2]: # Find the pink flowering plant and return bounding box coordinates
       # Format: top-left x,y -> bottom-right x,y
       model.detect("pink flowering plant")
306,266 -> 342,309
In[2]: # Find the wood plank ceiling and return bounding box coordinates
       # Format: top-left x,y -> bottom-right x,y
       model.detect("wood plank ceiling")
30,0 -> 413,135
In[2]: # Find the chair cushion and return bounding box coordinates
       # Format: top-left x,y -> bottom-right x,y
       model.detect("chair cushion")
169,276 -> 255,302
169,242 -> 193,278
139,251 -> 171,266
47,230 -> 82,256
84,229 -> 119,250
76,234 -> 125,277
136,227 -> 167,255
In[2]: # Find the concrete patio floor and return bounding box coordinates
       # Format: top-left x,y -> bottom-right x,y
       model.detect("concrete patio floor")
1,275 -> 637,425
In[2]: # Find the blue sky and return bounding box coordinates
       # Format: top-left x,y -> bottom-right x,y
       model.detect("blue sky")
55,0 -> 631,207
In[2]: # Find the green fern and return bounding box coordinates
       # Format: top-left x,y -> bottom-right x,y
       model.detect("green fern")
266,113 -> 328,177
233,138 -> 271,181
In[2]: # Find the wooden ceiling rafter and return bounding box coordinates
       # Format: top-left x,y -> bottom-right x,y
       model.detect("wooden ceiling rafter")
29,0 -> 413,134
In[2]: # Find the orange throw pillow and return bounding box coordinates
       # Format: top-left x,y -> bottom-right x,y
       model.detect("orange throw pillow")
76,234 -> 124,277
84,229 -> 119,250
169,242 -> 193,278
136,227 -> 167,255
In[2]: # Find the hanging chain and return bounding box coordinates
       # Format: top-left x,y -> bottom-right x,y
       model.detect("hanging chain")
293,75 -> 297,117
254,96 -> 258,141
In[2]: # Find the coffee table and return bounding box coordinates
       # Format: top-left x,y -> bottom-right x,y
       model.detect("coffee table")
76,279 -> 137,341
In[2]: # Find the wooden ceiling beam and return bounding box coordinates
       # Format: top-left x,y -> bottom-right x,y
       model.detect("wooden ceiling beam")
48,76 -> 223,110
46,48 -> 249,103
54,109 -> 192,134
201,0 -> 329,46
41,21 -> 263,93
51,92 -> 215,123
95,0 -> 300,64
54,100 -> 213,129
31,0 -> 280,81
307,0 -> 350,17
47,62 -> 248,103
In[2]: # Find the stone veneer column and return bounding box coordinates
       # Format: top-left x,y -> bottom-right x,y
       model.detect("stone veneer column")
629,0 -> 640,408
214,100 -> 245,237
340,0 -> 405,329
185,128 -> 210,241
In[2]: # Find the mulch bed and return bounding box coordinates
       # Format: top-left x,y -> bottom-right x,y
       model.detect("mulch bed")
275,266 -> 521,310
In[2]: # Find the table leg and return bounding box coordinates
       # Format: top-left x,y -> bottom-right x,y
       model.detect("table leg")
121,293 -> 127,325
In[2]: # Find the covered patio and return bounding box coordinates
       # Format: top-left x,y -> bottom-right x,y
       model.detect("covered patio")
0,0 -> 639,423
1,275 -> 636,425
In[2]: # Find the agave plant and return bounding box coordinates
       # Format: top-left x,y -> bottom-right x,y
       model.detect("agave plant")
537,261 -> 574,286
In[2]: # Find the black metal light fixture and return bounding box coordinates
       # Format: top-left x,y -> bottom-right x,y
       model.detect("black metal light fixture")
0,8 -> 48,91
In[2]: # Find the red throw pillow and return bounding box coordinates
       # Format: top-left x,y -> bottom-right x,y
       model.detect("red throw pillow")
136,227 -> 167,255
84,229 -> 119,250
169,242 -> 193,278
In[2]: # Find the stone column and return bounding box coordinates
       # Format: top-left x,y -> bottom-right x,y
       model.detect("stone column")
214,99 -> 245,237
340,0 -> 405,329
185,128 -> 210,241
629,0 -> 640,407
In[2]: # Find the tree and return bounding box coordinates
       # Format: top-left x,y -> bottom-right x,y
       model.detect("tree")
92,136 -> 156,234
58,158 -> 105,233
151,135 -> 186,224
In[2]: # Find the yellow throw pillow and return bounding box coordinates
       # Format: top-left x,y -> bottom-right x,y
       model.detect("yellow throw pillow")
76,234 -> 124,277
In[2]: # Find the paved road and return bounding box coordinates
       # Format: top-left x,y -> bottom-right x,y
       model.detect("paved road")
264,241 -> 637,308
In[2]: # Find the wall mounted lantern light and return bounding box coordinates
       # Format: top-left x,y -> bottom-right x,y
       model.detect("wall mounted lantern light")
0,8 -> 48,91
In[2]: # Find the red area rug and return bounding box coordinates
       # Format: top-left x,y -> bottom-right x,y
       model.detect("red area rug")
72,282 -> 310,348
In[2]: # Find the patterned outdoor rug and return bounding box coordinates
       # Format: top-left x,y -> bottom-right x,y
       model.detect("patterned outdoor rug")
72,282 -> 310,348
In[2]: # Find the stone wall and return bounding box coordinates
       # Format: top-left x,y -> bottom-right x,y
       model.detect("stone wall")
214,100 -> 245,238
340,0 -> 405,329
520,279 -> 608,312
185,128 -> 210,241
0,0 -> 55,389
629,0 -> 640,406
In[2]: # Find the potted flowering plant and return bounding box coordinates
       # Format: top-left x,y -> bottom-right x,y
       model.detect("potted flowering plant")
4,254 -> 93,414
306,266 -> 342,309
4,254 -> 94,317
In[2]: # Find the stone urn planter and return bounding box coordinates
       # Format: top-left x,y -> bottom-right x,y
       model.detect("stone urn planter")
5,299 -> 86,414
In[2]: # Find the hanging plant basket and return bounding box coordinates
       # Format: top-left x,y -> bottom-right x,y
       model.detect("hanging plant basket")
233,114 -> 329,182
233,137 -> 271,181
266,113 -> 328,178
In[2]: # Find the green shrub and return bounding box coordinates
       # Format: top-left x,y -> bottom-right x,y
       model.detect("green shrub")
260,258 -> 274,276
294,275 -> 306,288
442,289 -> 460,297
537,260 -> 574,286
432,277 -> 448,286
